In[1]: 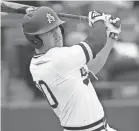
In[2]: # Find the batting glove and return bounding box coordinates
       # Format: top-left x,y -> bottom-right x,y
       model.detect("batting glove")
88,11 -> 106,27
104,15 -> 121,40
88,11 -> 121,40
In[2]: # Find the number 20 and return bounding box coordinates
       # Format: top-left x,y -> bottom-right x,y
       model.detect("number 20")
35,80 -> 58,109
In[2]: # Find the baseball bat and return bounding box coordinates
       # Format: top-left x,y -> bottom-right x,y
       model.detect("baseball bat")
1,1 -> 88,20
1,1 -> 120,27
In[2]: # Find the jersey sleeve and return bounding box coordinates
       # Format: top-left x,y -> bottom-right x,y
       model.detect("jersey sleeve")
53,42 -> 93,74
78,42 -> 94,63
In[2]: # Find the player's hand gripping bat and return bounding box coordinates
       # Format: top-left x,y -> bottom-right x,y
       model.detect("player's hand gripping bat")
1,1 -> 120,28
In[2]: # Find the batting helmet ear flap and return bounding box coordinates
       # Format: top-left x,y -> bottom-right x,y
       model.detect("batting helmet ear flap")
24,33 -> 43,49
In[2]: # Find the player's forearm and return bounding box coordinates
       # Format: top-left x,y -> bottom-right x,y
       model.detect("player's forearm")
97,37 -> 115,57
88,37 -> 115,75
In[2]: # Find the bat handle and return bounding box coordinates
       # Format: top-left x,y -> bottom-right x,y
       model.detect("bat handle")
57,13 -> 88,21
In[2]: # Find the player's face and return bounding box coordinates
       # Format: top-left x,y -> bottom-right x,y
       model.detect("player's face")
39,27 -> 63,50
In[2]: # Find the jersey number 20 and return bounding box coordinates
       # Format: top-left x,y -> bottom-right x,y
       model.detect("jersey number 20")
34,80 -> 58,109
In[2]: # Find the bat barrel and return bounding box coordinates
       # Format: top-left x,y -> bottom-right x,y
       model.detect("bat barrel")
1,1 -> 30,14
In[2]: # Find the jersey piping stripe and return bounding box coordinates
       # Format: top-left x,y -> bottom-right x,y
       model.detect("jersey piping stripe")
33,52 -> 47,58
33,55 -> 43,58
63,117 -> 106,130
78,43 -> 90,63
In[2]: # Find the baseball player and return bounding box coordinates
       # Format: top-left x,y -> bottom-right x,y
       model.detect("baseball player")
22,6 -> 121,131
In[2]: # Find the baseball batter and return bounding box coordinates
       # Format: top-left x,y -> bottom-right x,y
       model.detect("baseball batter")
22,7 -> 121,131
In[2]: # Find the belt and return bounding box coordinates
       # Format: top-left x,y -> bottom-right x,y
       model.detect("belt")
63,117 -> 107,131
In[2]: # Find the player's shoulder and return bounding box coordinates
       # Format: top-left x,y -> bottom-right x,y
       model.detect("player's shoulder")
30,47 -> 70,66
30,45 -> 81,68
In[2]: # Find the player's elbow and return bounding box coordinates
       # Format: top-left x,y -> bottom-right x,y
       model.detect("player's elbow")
84,21 -> 107,58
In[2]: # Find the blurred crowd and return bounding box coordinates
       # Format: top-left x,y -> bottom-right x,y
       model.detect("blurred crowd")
1,1 -> 139,104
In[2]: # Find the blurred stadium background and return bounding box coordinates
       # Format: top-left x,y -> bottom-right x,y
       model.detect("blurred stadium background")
1,1 -> 139,131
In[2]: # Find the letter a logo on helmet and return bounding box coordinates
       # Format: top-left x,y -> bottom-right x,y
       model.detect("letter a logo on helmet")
46,13 -> 55,23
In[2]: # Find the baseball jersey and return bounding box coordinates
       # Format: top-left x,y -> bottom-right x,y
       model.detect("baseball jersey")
30,42 -> 105,131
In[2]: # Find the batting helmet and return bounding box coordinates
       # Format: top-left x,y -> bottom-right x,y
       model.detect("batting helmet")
22,6 -> 65,48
